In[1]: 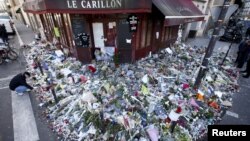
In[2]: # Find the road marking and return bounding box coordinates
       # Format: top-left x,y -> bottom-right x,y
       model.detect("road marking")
0,86 -> 8,90
12,91 -> 39,141
226,111 -> 239,119
0,75 -> 16,90
0,75 -> 16,81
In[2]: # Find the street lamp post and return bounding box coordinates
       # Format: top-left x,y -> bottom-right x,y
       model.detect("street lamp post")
194,0 -> 238,89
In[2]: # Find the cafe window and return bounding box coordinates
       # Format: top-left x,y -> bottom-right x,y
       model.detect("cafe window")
46,13 -> 55,36
44,14 -> 53,40
161,26 -> 166,42
146,19 -> 152,47
164,27 -> 169,41
136,24 -> 140,50
140,16 -> 147,48
35,14 -> 41,28
173,26 -> 179,38
169,28 -> 172,39
62,14 -> 73,47
54,13 -> 68,46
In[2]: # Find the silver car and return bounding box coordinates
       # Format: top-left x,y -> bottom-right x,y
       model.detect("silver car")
0,12 -> 15,35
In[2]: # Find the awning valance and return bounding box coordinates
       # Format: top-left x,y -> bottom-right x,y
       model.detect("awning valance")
153,0 -> 205,26
23,0 -> 151,14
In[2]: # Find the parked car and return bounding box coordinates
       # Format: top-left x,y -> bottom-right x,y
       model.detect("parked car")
0,13 -> 15,35
219,18 -> 243,43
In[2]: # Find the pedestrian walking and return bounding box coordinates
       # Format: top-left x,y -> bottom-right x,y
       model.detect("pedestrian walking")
9,72 -> 33,95
0,24 -> 3,39
0,24 -> 8,43
241,58 -> 250,78
235,40 -> 250,68
246,26 -> 250,39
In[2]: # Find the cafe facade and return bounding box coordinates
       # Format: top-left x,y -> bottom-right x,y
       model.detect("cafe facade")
23,0 -> 204,63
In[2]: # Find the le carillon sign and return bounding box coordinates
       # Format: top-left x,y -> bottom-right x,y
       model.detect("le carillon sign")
23,0 -> 151,12
66,0 -> 123,9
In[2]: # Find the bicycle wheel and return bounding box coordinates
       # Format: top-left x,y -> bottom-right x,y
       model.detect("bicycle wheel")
7,49 -> 18,60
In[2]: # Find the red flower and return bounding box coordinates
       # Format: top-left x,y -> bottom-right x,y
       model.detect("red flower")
134,91 -> 139,97
88,65 -> 96,73
176,106 -> 182,113
182,83 -> 189,90
165,117 -> 171,123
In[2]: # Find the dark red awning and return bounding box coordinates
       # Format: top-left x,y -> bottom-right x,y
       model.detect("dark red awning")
153,0 -> 205,26
23,0 -> 151,14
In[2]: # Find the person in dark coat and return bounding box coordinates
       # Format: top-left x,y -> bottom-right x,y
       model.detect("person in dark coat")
9,72 -> 33,95
235,40 -> 250,68
241,59 -> 250,78
246,27 -> 250,38
0,24 -> 8,43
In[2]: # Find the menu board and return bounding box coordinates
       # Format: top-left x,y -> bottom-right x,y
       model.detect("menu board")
71,18 -> 89,47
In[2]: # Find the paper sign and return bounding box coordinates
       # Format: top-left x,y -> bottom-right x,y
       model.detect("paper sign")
87,125 -> 97,134
147,125 -> 159,141
108,22 -> 113,29
55,50 -> 64,57
126,39 -> 132,44
215,91 -> 223,98
169,110 -> 180,121
61,68 -> 72,76
206,75 -> 213,82
156,32 -> 159,39
81,92 -> 97,103
142,75 -> 149,84
105,47 -> 115,56
166,48 -> 173,54
54,27 -> 60,37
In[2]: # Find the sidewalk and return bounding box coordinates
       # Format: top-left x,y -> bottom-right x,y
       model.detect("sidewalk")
187,37 -> 250,125
14,20 -> 58,141
14,20 -> 35,45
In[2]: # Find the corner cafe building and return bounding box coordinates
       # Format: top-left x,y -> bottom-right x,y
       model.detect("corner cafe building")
23,0 -> 204,63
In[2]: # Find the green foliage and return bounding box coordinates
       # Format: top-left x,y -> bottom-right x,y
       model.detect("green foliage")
174,126 -> 192,141
113,53 -> 119,65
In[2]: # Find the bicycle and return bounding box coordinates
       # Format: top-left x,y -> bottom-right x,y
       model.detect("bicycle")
0,40 -> 18,64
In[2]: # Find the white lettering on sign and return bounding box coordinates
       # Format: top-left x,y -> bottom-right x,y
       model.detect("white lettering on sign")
69,0 -> 122,9
101,1 -> 105,8
67,0 -> 73,8
81,1 -> 86,8
72,0 -> 77,8
129,16 -> 138,24
87,1 -> 91,8
212,129 -> 247,137
67,0 -> 78,8
92,1 -> 97,8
